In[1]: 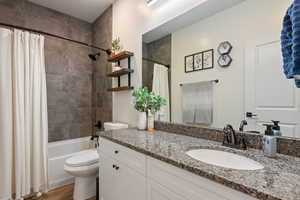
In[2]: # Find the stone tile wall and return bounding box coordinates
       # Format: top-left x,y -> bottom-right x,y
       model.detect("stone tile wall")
92,6 -> 113,132
0,0 -> 112,142
142,35 -> 172,90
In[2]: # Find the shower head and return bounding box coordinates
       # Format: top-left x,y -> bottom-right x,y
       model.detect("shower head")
88,52 -> 100,61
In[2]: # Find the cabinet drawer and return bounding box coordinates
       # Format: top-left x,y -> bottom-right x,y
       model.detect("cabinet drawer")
148,157 -> 257,200
99,138 -> 146,175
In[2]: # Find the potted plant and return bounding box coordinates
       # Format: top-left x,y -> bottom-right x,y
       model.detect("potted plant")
132,87 -> 166,130
147,94 -> 167,130
148,94 -> 167,114
111,37 -> 122,56
132,87 -> 151,130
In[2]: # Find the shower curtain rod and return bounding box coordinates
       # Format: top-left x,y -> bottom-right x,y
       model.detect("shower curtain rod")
0,22 -> 111,54
142,57 -> 170,68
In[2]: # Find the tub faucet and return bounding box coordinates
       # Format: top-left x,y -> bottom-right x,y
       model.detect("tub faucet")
239,120 -> 248,132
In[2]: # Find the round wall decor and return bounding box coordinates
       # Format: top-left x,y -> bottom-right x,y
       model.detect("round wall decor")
217,41 -> 233,55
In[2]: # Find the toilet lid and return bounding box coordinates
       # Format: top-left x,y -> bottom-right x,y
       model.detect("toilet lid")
66,150 -> 99,167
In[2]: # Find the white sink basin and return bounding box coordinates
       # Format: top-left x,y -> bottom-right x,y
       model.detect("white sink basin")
186,149 -> 264,170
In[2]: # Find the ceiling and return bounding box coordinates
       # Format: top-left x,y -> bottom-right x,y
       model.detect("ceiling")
29,0 -> 114,23
143,0 -> 246,43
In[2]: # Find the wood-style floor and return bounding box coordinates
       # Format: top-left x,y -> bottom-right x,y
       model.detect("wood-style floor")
26,184 -> 96,200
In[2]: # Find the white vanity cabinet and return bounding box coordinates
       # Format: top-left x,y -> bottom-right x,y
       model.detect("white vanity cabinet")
99,138 -> 258,200
99,139 -> 147,200
148,180 -> 185,200
100,155 -> 146,200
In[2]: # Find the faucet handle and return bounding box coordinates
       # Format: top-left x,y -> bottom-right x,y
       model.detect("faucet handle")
223,124 -> 235,144
239,120 -> 248,132
239,136 -> 248,150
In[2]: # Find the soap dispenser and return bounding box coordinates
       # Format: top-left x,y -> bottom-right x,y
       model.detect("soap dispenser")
271,120 -> 282,136
262,124 -> 277,158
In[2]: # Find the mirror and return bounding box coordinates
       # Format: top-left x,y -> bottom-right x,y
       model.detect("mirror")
142,0 -> 300,138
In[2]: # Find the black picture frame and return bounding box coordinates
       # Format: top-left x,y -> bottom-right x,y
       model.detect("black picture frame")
184,49 -> 214,73
184,55 -> 194,73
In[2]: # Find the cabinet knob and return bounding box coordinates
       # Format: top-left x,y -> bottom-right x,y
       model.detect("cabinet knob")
114,150 -> 119,154
112,164 -> 116,169
115,166 -> 119,170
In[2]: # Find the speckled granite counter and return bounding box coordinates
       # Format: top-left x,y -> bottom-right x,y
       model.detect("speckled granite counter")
97,128 -> 300,200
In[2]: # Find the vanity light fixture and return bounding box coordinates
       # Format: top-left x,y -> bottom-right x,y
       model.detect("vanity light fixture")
146,0 -> 160,6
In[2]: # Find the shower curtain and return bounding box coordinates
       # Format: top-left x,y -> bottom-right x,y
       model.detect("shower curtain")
0,28 -> 48,200
152,63 -> 170,122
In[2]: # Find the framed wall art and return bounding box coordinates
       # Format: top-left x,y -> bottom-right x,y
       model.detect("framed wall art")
185,55 -> 194,72
184,49 -> 214,73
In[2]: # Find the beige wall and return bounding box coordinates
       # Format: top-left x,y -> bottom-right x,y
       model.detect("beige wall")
171,0 -> 292,128
112,0 -> 292,128
112,0 -> 214,126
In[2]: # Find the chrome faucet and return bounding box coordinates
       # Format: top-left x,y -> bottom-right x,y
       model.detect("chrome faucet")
239,120 -> 248,132
223,124 -> 247,150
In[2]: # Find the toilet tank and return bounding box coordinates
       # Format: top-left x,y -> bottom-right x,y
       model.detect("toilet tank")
104,122 -> 129,131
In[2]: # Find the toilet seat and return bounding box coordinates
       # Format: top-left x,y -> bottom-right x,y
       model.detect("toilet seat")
65,149 -> 99,167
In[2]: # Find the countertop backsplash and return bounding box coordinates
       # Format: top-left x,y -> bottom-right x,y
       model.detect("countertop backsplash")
154,121 -> 300,158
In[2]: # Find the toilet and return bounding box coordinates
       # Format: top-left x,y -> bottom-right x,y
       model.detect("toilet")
64,149 -> 99,200
64,122 -> 128,200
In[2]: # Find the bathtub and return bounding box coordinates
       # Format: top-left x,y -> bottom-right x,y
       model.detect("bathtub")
48,137 -> 92,189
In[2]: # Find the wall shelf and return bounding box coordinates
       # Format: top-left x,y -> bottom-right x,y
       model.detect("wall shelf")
106,51 -> 134,92
107,68 -> 134,77
108,51 -> 134,63
107,86 -> 134,92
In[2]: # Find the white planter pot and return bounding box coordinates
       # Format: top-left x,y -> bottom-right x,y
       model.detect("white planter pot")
138,112 -> 147,130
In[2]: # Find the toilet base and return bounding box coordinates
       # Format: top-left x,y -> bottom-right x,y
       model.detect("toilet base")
73,176 -> 96,200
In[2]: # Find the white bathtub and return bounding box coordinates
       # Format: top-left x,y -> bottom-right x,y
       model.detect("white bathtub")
48,137 -> 92,189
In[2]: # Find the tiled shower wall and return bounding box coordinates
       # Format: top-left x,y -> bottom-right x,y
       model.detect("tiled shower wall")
142,35 -> 172,90
92,7 -> 113,132
0,0 -> 112,142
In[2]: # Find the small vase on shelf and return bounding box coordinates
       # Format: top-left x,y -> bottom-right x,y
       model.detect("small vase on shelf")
112,37 -> 122,57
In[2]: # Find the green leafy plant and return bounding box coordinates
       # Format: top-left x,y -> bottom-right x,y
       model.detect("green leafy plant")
112,37 -> 122,53
132,87 -> 151,112
148,94 -> 166,114
132,87 -> 166,113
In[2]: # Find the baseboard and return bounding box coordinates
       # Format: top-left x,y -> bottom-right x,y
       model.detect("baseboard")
49,177 -> 75,190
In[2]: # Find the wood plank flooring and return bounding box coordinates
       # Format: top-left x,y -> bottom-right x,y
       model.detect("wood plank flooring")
26,184 -> 96,200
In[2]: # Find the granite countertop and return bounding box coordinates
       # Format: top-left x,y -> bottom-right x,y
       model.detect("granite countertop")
97,128 -> 300,200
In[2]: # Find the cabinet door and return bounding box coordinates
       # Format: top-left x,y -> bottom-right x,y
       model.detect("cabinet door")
114,160 -> 147,200
100,155 -> 117,200
100,155 -> 146,200
148,180 -> 184,200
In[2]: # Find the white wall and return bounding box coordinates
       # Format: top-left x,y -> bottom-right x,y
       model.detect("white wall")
171,0 -> 292,128
112,0 -> 215,126
112,0 -> 291,127
112,0 -> 146,126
